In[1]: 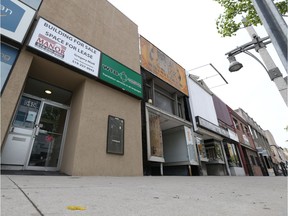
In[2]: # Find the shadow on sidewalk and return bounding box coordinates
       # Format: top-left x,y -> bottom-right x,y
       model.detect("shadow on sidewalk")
1,170 -> 69,176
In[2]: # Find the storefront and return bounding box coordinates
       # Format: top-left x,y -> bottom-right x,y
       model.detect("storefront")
187,75 -> 230,176
1,78 -> 70,171
1,0 -> 143,176
241,146 -> 263,176
257,147 -> 274,176
140,37 -> 199,176
223,129 -> 245,176
194,117 -> 229,176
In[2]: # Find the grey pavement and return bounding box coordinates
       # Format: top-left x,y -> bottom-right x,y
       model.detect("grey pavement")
1,175 -> 287,216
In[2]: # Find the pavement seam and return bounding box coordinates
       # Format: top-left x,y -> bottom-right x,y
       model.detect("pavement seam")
7,176 -> 44,216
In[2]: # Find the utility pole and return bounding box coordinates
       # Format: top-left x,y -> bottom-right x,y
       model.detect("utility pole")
251,0 -> 288,74
245,24 -> 288,106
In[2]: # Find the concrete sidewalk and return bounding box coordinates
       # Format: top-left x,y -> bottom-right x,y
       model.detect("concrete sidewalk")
1,175 -> 287,216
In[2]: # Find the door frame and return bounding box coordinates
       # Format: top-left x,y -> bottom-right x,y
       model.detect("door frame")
22,93 -> 70,171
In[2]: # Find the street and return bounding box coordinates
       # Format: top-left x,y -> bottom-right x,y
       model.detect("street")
1,175 -> 287,216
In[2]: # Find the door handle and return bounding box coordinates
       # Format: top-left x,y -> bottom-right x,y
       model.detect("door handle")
35,125 -> 40,136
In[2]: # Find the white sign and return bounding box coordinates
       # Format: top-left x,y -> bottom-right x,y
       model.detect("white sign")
197,116 -> 229,138
26,111 -> 37,122
1,0 -> 36,44
28,18 -> 101,77
228,129 -> 239,142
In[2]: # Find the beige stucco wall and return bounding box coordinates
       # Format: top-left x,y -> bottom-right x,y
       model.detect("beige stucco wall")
64,79 -> 142,176
38,0 -> 140,73
60,81 -> 86,174
1,0 -> 143,176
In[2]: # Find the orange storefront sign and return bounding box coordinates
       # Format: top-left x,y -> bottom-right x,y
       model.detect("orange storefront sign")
140,36 -> 188,95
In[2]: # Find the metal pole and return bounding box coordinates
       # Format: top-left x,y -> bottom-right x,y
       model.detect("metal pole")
251,0 -> 288,73
244,24 -> 288,106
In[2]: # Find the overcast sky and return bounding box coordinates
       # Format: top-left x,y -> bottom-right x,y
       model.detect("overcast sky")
108,0 -> 288,148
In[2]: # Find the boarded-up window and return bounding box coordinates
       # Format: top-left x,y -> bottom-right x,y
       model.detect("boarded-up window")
149,114 -> 163,157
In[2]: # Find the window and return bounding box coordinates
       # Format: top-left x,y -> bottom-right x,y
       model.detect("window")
240,123 -> 244,133
254,130 -> 258,139
196,137 -> 207,159
143,72 -> 187,120
233,118 -> 239,130
155,90 -> 174,114
224,143 -> 241,167
205,141 -> 224,162
145,84 -> 152,102
248,125 -> 254,138
255,157 -> 261,166
177,97 -> 185,119
250,155 -> 256,165
244,126 -> 250,136
12,96 -> 41,129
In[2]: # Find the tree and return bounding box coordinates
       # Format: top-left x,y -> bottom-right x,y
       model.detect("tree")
214,0 -> 288,37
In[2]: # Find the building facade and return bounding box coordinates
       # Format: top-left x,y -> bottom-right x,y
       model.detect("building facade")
230,110 -> 263,176
187,76 -> 230,176
1,0 -> 283,178
235,108 -> 274,176
140,36 -> 198,176
265,130 -> 287,176
1,0 -> 143,176
212,95 -> 245,176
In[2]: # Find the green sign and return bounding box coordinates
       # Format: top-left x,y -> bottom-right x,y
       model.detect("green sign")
99,54 -> 143,98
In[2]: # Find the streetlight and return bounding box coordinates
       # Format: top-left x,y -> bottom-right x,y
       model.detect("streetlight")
227,56 -> 243,72
226,34 -> 272,70
225,29 -> 288,106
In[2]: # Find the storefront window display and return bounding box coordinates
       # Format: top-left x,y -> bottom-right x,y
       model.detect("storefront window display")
196,137 -> 207,160
205,141 -> 224,162
224,143 -> 241,167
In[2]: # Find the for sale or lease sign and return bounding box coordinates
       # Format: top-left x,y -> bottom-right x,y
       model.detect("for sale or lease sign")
28,18 -> 101,78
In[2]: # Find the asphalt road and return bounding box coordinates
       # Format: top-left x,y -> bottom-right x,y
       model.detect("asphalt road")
1,175 -> 287,216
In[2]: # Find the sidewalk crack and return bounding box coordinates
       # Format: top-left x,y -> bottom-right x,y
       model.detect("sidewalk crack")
8,176 -> 44,216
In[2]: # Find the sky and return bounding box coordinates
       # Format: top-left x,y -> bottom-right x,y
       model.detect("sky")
108,0 -> 288,148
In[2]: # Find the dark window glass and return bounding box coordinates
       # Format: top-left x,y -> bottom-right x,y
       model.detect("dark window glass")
107,116 -> 124,155
155,91 -> 174,115
13,96 -> 41,129
250,155 -> 256,165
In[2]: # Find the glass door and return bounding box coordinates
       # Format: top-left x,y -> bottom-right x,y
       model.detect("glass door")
26,102 -> 68,170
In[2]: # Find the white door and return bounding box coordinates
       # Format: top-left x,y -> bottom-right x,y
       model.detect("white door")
1,96 -> 41,166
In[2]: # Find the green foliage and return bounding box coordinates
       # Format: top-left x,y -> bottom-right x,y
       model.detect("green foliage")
214,0 -> 288,37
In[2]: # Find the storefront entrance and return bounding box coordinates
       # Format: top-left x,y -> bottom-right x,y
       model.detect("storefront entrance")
1,78 -> 71,171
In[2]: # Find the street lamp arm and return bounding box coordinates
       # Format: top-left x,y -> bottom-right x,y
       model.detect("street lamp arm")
225,42 -> 256,56
242,50 -> 269,73
225,36 -> 271,56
